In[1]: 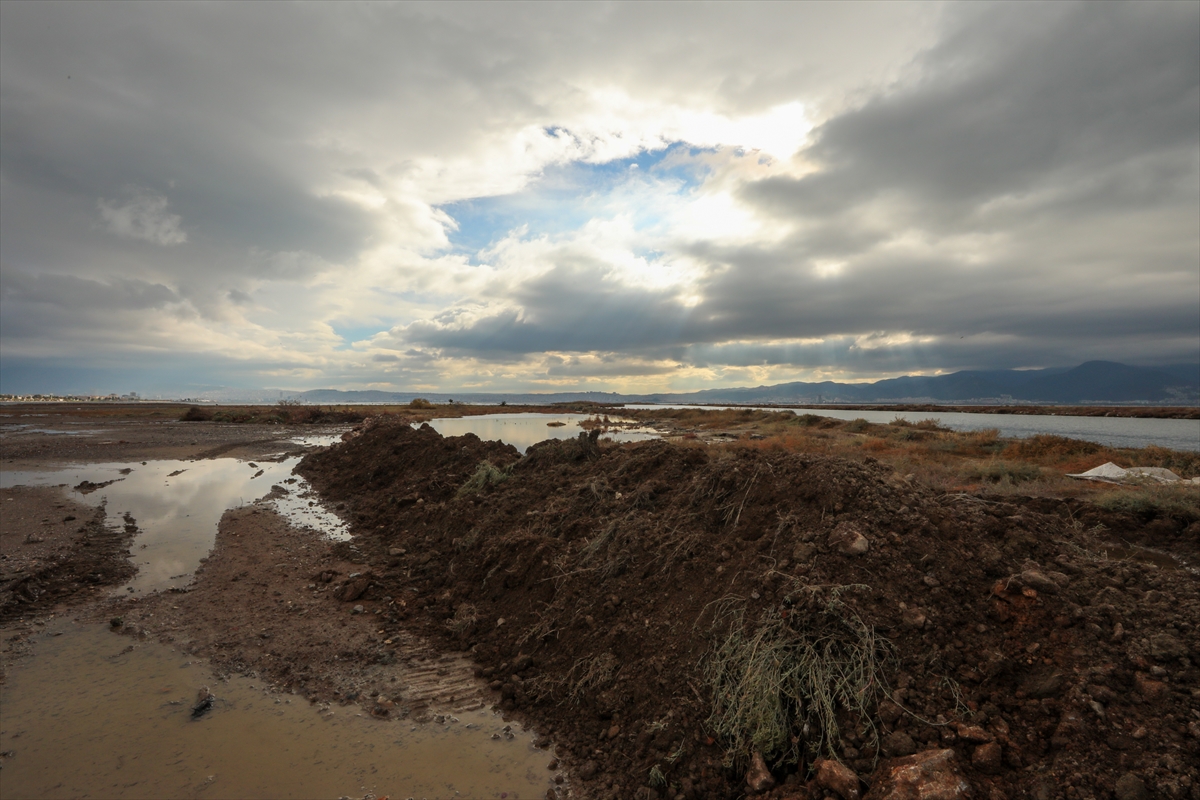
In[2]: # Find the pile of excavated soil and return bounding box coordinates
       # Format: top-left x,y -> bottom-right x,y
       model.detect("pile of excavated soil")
298,419 -> 1200,800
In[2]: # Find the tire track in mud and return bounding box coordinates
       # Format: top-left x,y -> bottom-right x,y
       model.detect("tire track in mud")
102,503 -> 502,721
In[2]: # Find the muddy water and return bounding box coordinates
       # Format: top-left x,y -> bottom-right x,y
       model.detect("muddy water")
423,412 -> 658,453
0,621 -> 556,799
0,452 -> 348,595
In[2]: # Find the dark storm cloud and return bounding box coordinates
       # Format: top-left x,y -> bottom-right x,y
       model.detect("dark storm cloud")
402,258 -> 694,355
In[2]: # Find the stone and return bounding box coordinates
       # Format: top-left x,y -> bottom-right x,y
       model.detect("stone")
191,686 -> 215,719
900,606 -> 927,629
607,724 -> 620,739
881,731 -> 917,758
829,523 -> 870,556
351,604 -> 365,614
954,724 -> 992,743
745,751 -> 776,793
1133,672 -> 1167,702
863,749 -> 971,800
1114,773 -> 1150,800
577,760 -> 598,780
815,758 -> 861,800
1020,670 -> 1065,699
1051,709 -> 1084,748
1018,569 -> 1059,594
1149,633 -> 1188,661
878,700 -> 904,725
971,742 -> 1002,774
339,574 -> 371,602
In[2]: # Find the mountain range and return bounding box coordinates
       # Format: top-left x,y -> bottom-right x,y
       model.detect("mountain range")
228,360 -> 1200,407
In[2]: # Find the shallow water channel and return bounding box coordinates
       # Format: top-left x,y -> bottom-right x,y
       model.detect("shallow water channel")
1,439 -> 557,799
0,446 -> 349,595
0,621 -> 552,799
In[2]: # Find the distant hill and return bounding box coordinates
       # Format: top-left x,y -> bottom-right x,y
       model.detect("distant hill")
638,361 -> 1198,405
192,360 -> 1198,406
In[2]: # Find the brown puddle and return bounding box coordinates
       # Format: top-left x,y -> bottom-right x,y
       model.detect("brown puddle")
0,621 -> 558,799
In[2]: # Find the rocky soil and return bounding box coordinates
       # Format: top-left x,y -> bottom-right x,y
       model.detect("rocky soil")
293,418 -> 1200,800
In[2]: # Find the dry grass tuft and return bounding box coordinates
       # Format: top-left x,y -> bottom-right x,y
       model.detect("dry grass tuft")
704,585 -> 893,769
445,603 -> 478,634
457,460 -> 511,496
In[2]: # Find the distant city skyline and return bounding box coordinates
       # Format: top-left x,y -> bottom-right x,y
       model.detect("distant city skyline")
2,2 -> 1198,396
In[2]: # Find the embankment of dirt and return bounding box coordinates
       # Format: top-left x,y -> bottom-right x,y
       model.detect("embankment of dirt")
296,419 -> 1199,800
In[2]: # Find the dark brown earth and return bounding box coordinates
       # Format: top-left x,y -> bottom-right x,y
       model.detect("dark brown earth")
296,418 -> 1200,800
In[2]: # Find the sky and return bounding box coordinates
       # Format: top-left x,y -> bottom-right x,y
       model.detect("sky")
1,1 -> 1197,396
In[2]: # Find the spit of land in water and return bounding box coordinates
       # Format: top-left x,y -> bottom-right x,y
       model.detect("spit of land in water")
1,402 -> 1198,800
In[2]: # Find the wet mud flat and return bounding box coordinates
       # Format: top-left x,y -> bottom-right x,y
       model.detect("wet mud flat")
294,419 -> 1200,800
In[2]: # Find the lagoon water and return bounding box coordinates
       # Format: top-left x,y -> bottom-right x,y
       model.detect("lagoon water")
624,404 -> 1200,452
421,412 -> 658,453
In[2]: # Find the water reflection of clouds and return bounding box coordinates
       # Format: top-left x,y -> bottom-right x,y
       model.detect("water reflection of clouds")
421,413 -> 659,453
1,455 -> 349,593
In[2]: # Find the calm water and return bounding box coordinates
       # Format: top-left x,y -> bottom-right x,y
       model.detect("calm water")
624,404 -> 1200,452
422,412 -> 658,453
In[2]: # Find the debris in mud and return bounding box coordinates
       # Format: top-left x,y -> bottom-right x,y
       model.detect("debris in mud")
74,478 -> 121,494
191,686 -> 215,719
1068,461 -> 1196,485
294,417 -> 1199,798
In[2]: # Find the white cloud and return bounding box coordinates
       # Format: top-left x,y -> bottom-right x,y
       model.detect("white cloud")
97,189 -> 187,246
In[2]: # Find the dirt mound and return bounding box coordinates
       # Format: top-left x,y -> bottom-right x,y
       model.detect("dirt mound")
298,420 -> 1200,799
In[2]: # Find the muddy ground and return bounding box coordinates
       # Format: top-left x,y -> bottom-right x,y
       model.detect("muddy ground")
0,487 -> 135,632
2,406 -> 1198,800
101,504 -> 523,729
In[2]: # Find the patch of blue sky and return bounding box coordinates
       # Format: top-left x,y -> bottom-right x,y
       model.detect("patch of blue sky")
439,142 -> 712,257
331,323 -> 388,348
